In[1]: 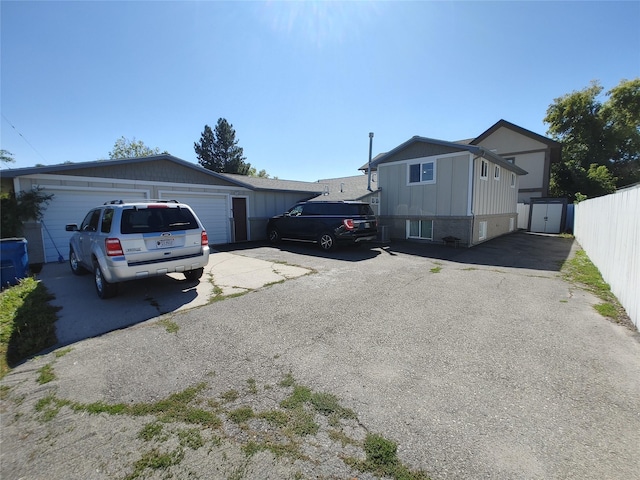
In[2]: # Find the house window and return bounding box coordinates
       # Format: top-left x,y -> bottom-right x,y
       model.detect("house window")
479,221 -> 487,240
480,160 -> 488,179
510,172 -> 516,188
509,217 -> 515,232
505,157 -> 515,164
494,165 -> 500,180
407,220 -> 433,240
408,161 -> 435,184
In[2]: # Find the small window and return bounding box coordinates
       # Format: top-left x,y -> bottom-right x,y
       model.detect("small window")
480,160 -> 488,179
407,220 -> 433,240
510,172 -> 516,188
509,217 -> 515,232
408,161 -> 435,184
505,157 -> 515,164
479,221 -> 487,240
81,209 -> 101,232
101,208 -> 114,233
494,165 -> 500,180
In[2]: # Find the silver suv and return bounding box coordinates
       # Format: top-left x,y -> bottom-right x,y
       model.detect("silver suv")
65,200 -> 210,298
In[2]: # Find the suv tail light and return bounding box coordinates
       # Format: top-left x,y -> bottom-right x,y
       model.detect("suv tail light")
342,219 -> 355,230
105,238 -> 124,256
201,230 -> 208,246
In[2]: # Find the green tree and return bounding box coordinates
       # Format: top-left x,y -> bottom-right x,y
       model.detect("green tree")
1,188 -> 53,238
1,149 -> 15,166
109,136 -> 166,159
194,119 -> 251,175
544,78 -> 640,200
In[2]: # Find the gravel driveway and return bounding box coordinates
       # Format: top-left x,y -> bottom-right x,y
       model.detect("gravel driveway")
2,232 -> 639,480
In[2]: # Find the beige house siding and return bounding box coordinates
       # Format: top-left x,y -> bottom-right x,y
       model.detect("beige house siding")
472,125 -> 557,203
472,157 -> 519,216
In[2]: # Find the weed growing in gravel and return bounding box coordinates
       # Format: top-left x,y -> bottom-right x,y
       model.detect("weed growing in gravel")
177,428 -> 204,450
221,389 -> 240,403
54,347 -> 73,358
157,318 -> 179,333
36,363 -> 55,384
124,448 -> 184,480
138,422 -> 165,442
345,433 -> 431,480
430,266 -> 442,273
246,378 -> 258,394
228,406 -> 255,424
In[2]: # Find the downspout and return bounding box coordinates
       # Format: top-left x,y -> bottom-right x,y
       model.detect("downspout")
367,132 -> 374,192
469,154 -> 479,247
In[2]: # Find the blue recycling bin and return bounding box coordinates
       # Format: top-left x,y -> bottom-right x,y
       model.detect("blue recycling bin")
1,238 -> 29,287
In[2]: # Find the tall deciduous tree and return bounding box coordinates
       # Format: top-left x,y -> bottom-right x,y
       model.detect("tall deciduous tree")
194,118 -> 251,175
109,136 -> 165,159
544,78 -> 640,201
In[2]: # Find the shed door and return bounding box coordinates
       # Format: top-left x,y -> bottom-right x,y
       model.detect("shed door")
232,197 -> 248,242
530,202 -> 563,233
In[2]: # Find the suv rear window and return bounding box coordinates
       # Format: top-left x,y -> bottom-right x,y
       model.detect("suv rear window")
120,207 -> 199,234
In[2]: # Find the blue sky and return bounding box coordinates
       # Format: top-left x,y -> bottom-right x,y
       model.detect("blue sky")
1,1 -> 639,181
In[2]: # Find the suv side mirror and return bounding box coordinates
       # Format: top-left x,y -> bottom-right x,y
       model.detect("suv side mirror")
65,224 -> 78,232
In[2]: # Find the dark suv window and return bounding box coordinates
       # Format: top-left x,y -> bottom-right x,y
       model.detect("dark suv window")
120,207 -> 200,234
81,209 -> 101,232
101,208 -> 114,233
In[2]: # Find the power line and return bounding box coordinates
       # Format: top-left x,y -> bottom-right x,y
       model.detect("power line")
1,113 -> 48,163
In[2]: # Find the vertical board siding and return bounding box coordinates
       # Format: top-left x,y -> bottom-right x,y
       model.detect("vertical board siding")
574,186 -> 640,329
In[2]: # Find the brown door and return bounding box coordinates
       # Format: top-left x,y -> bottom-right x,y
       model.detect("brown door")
232,197 -> 248,242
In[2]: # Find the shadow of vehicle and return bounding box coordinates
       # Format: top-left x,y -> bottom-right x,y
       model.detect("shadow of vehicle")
37,262 -> 202,348
214,241 -> 382,262
383,231 -> 576,272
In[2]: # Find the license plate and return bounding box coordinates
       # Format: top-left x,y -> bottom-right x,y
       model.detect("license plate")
157,238 -> 174,248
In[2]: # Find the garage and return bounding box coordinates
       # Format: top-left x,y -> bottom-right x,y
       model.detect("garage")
159,191 -> 230,245
37,186 -> 148,263
1,155 -> 324,264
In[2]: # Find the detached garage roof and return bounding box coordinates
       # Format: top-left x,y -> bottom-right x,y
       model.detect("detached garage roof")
1,155 -> 324,195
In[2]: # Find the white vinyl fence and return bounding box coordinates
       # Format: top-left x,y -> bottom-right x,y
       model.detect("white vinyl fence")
517,203 -> 530,229
574,185 -> 640,329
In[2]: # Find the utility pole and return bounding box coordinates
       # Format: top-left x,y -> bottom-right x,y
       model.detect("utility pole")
367,132 -> 374,191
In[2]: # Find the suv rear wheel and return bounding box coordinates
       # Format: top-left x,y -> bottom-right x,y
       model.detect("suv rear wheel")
94,260 -> 117,299
184,268 -> 204,281
318,232 -> 335,251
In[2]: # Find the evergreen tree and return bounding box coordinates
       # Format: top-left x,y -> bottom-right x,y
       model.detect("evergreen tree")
194,118 -> 251,175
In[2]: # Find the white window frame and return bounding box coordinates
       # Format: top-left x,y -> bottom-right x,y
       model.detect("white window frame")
407,160 -> 436,185
510,172 -> 516,188
406,219 -> 433,240
479,221 -> 487,240
509,217 -> 515,232
494,165 -> 500,180
480,160 -> 488,180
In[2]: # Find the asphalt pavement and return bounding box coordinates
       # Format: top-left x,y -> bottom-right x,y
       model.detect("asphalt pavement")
2,232 -> 639,480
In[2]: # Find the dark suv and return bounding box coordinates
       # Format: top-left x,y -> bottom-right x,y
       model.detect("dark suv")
266,201 -> 377,251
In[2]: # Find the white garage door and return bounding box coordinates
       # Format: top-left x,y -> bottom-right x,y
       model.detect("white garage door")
159,193 -> 230,245
39,188 -> 147,263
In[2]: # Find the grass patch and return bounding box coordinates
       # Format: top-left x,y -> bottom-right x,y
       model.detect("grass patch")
258,409 -> 289,427
138,421 -> 166,442
177,428 -> 204,450
228,406 -> 254,424
561,249 -> 630,326
157,318 -> 179,333
429,266 -> 442,273
220,389 -> 240,403
345,433 -> 430,480
246,378 -> 258,394
124,448 -> 185,480
280,385 -> 312,409
54,347 -> 73,358
36,363 -> 56,384
0,277 -> 60,378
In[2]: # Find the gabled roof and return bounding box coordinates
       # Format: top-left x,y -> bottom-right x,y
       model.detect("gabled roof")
369,136 -> 528,175
471,119 -> 562,149
312,174 -> 375,201
0,155 -> 323,194
218,173 -> 323,194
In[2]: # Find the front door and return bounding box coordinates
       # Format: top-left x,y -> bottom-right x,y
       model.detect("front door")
232,197 -> 248,242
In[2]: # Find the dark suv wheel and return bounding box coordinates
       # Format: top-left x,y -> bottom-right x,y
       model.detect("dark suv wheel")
184,268 -> 204,281
69,248 -> 88,275
318,232 -> 335,251
267,227 -> 281,244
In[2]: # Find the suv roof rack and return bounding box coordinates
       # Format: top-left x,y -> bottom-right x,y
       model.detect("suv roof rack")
103,199 -> 179,205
